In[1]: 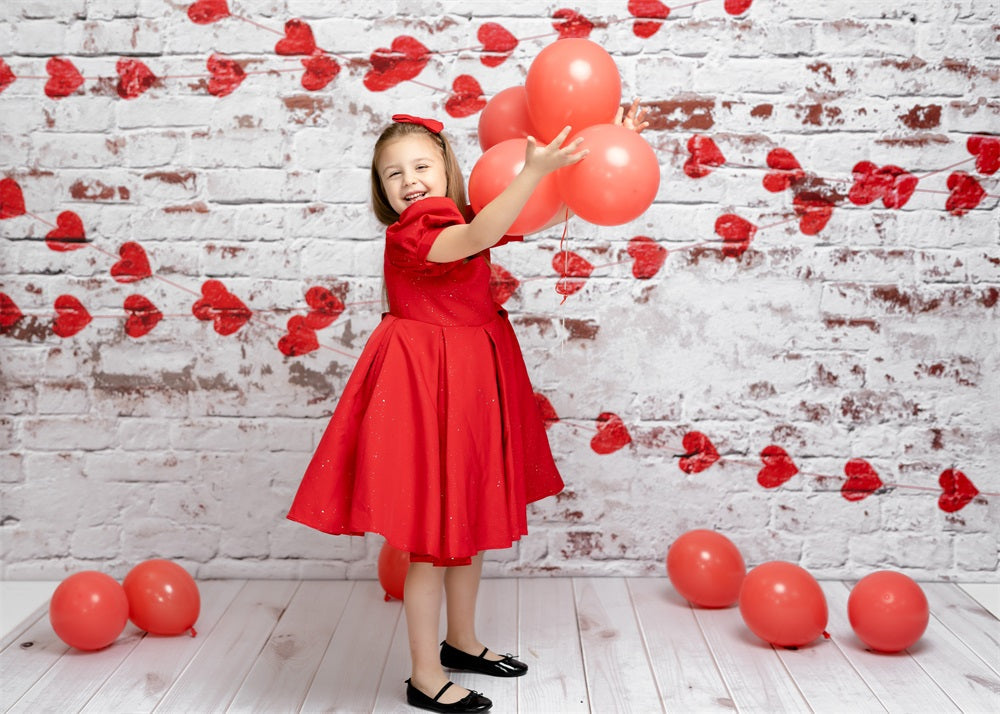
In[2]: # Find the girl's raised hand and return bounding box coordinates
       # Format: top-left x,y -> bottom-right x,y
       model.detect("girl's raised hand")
524,126 -> 588,176
614,99 -> 650,133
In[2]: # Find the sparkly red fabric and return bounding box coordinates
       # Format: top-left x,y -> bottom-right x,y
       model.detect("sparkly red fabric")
287,197 -> 564,566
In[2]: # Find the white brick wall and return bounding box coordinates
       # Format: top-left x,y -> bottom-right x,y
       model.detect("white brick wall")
1,1 -> 997,582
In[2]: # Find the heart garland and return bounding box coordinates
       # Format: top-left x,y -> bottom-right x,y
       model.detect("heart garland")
44,211 -> 87,252
192,280 -> 252,335
478,23 -> 517,67
123,295 -> 163,338
52,295 -> 92,337
590,412 -> 632,455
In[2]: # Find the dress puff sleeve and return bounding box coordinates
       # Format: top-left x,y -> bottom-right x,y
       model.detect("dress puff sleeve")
385,197 -> 466,275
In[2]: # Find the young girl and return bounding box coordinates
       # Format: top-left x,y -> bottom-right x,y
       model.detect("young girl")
288,105 -> 646,713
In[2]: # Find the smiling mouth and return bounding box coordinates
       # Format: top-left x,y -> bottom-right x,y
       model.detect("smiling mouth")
404,192 -> 426,204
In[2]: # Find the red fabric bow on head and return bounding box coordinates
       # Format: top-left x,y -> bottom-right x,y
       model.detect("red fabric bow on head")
392,114 -> 443,134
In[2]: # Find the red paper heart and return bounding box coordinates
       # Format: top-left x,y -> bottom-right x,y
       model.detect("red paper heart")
762,148 -> 804,192
446,74 -> 487,119
724,0 -> 754,15
478,22 -> 517,67
552,251 -> 594,297
275,19 -> 316,56
123,294 -> 162,338
938,468 -> 979,513
678,431 -> 719,474
303,285 -> 344,329
0,59 -> 16,95
841,458 -> 883,501
945,171 -> 986,215
301,50 -> 340,91
206,54 -> 246,97
534,392 -> 559,430
364,36 -> 430,92
591,412 -> 631,455
52,295 -> 91,338
192,279 -> 251,335
187,0 -> 230,24
0,292 -> 23,329
627,236 -> 667,279
111,241 -> 152,283
0,178 -> 26,219
45,211 -> 87,252
714,213 -> 756,258
848,161 -> 918,209
967,135 -> 999,175
489,263 -> 520,305
552,9 -> 594,39
278,315 -> 320,356
629,0 -> 670,39
45,57 -> 84,99
757,445 -> 799,488
684,135 -> 725,178
116,58 -> 157,99
793,193 -> 835,235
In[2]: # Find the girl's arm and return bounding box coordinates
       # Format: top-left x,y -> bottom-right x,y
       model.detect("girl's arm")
427,127 -> 586,262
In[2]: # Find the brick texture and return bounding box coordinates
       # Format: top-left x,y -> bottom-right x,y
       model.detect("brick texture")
0,1 -> 997,582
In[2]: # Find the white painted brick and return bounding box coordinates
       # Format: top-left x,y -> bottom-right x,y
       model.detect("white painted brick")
0,452 -> 25,483
70,525 -> 121,558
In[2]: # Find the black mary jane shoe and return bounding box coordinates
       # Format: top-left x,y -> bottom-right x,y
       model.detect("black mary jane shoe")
440,641 -> 528,678
405,679 -> 492,713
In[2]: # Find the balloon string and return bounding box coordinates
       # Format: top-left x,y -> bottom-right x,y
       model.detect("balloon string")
559,206 -> 570,306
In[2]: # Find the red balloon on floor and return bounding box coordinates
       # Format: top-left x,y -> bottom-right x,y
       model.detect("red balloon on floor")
739,561 -> 828,647
49,571 -> 129,651
378,541 -> 410,601
666,529 -> 746,608
478,86 -> 536,151
525,38 -> 621,142
123,559 -> 200,636
555,124 -> 660,226
469,138 -> 563,235
848,571 -> 929,652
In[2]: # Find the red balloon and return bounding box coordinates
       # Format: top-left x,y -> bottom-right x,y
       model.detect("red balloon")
848,571 -> 929,652
378,541 -> 410,601
525,38 -> 621,142
478,86 -> 536,152
555,124 -> 660,226
469,138 -> 563,235
666,530 -> 746,608
123,559 -> 200,636
739,561 -> 828,647
49,571 -> 129,651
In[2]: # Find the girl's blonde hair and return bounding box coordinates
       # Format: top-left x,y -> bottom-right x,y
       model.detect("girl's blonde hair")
370,122 -> 467,226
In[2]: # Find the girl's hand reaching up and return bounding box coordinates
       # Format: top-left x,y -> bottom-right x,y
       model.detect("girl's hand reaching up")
523,126 -> 588,176
614,99 -> 650,133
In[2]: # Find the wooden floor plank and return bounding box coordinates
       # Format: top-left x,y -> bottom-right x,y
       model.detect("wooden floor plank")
298,580 -> 401,713
152,580 -> 300,713
692,598 -> 811,713
0,607 -> 71,711
7,626 -> 145,713
226,580 -> 354,714
370,594 -> 415,714
1,601 -> 48,651
627,578 -> 735,713
518,578 -> 589,713
820,582 -> 960,713
573,577 -> 663,713
923,583 -> 1000,675
81,580 -> 245,714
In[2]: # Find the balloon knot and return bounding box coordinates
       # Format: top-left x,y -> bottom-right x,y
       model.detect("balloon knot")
384,592 -> 391,602
189,626 -> 198,638
822,630 -> 831,640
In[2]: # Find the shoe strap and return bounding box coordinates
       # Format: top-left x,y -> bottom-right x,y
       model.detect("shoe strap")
478,647 -> 489,658
433,681 -> 453,702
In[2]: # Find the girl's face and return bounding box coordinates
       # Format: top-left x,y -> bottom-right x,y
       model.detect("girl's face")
376,134 -> 448,215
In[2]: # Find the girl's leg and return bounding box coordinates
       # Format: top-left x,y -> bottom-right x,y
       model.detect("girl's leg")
404,561 -> 471,704
443,552 -> 503,661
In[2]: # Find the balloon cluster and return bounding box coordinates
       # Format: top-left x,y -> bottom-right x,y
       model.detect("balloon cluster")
471,38 -> 660,233
666,530 -> 930,652
49,559 -> 200,651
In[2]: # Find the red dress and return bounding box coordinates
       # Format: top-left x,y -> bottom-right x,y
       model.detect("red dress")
287,197 -> 564,565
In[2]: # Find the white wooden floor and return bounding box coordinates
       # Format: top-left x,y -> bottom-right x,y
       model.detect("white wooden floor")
2,578 -> 998,713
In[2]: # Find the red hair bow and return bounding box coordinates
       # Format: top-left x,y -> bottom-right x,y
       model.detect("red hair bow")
392,114 -> 444,134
